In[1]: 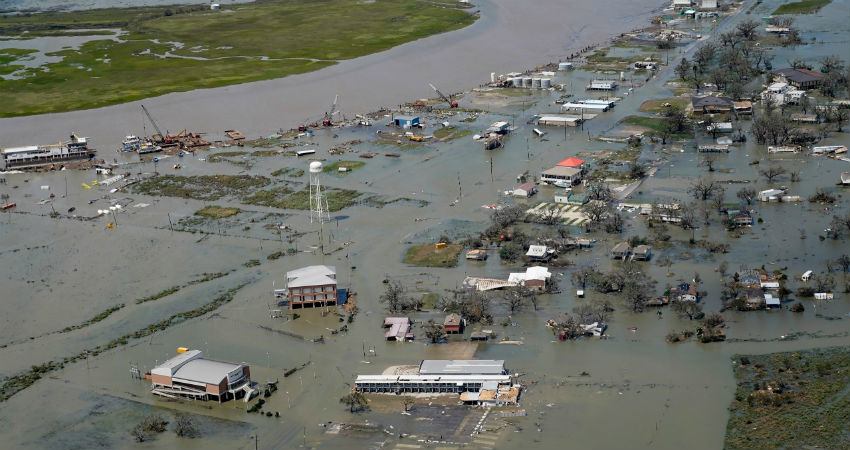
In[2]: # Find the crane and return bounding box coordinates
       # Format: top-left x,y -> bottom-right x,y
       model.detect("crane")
429,83 -> 458,108
140,104 -> 171,144
322,94 -> 339,126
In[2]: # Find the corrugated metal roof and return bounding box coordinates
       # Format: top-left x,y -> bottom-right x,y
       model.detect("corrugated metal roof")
287,273 -> 337,288
173,359 -> 243,385
286,265 -> 335,281
151,350 -> 203,377
419,360 -> 505,375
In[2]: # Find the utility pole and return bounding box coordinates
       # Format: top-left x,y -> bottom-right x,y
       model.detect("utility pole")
167,213 -> 174,232
490,157 -> 494,182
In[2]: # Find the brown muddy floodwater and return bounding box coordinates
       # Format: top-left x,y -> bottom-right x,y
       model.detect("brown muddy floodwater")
1,0 -> 850,449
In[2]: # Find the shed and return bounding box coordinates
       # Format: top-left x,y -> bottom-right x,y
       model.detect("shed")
765,294 -> 780,308
470,331 -> 490,341
733,101 -> 753,114
444,314 -> 464,334
513,182 -> 538,198
393,115 -> 420,128
466,249 -> 488,261
632,245 -> 652,261
526,244 -> 555,262
488,121 -> 510,134
587,80 -> 617,90
611,242 -> 631,260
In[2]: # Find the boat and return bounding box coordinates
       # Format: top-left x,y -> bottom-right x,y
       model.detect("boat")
552,180 -> 570,188
1,202 -> 15,210
841,172 -> 850,186
137,140 -> 162,154
812,145 -> 847,155
120,135 -> 142,152
767,145 -> 799,153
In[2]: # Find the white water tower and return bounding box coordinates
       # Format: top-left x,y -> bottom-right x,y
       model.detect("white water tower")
309,161 -> 330,224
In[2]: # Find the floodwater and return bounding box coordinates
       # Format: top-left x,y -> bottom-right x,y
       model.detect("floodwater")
1,0 -> 850,449
0,0 -> 666,148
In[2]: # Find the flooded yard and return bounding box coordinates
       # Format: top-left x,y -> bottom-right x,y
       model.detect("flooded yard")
1,0 -> 850,448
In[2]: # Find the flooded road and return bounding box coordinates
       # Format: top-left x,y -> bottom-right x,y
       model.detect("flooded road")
0,0 -> 665,148
1,0 -> 850,449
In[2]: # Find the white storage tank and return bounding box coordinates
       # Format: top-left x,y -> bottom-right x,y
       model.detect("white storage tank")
522,77 -> 532,88
531,78 -> 541,89
541,78 -> 552,89
511,77 -> 522,88
490,72 -> 496,83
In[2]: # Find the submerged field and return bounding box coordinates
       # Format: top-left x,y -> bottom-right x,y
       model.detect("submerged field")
725,347 -> 850,450
0,0 -> 475,117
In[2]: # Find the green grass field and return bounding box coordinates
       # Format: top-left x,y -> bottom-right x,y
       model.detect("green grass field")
619,115 -> 694,137
774,0 -> 832,14
403,244 -> 462,267
0,0 -> 475,117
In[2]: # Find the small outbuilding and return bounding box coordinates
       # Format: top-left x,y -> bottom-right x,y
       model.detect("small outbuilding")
513,182 -> 538,198
632,245 -> 652,261
611,242 -> 631,260
444,314 -> 464,334
393,115 -> 420,128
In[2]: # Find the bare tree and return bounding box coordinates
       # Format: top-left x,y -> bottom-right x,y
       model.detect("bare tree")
583,201 -> 610,230
736,20 -> 760,41
688,177 -> 723,201
718,261 -> 729,278
380,281 -> 420,312
835,255 -> 850,273
759,166 -> 787,183
174,413 -> 199,438
423,319 -> 446,343
671,300 -> 703,320
503,285 -> 534,314
736,187 -> 756,205
699,154 -> 719,172
402,397 -> 415,412
694,42 -> 718,71
675,57 -> 691,80
572,301 -> 613,323
571,265 -> 598,290
340,392 -> 367,413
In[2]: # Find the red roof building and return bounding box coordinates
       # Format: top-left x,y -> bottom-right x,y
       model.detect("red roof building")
556,157 -> 586,168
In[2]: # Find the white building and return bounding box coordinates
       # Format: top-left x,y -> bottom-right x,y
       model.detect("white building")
355,360 -> 511,394
150,350 -> 251,402
541,166 -> 582,186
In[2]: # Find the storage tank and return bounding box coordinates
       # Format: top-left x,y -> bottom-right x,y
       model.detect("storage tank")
309,161 -> 323,173
511,77 -> 522,88
531,78 -> 541,89
558,62 -> 574,71
522,77 -> 532,88
490,72 -> 496,83
541,78 -> 552,89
